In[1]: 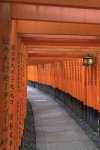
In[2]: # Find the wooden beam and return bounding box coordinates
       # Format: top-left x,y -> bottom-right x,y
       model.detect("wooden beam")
12,4 -> 100,24
29,58 -> 74,61
17,21 -> 100,36
27,51 -> 99,55
28,53 -> 97,64
28,59 -> 66,63
28,53 -> 98,58
28,53 -> 67,57
2,0 -> 100,9
26,45 -> 100,49
22,37 -> 100,47
28,62 -> 54,66
19,34 -> 98,40
26,46 -> 100,54
26,46 -> 99,59
28,58 -> 82,64
27,52 -> 99,65
28,53 -> 78,58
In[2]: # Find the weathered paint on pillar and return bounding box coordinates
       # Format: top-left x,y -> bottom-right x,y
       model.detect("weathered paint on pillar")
0,4 -> 28,150
9,20 -> 18,150
0,3 -> 12,150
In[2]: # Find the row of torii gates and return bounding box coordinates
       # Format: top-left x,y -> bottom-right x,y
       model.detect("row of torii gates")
1,1 -> 100,150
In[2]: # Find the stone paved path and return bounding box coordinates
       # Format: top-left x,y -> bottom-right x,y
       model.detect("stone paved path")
27,86 -> 98,150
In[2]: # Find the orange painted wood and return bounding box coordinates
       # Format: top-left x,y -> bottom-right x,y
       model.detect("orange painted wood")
2,0 -> 100,9
17,21 -> 100,36
12,4 -> 100,24
0,3 -> 12,150
27,57 -> 100,113
0,4 -> 28,149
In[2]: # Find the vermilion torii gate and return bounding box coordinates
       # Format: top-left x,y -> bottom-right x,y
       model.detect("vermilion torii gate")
0,1 -> 100,149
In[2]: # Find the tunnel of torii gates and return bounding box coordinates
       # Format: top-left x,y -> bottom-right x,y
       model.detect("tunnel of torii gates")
1,1 -> 100,150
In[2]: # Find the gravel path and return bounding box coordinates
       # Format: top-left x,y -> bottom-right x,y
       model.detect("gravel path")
20,101 -> 37,150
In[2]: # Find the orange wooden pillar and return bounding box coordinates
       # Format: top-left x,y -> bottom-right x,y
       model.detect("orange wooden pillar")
54,63 -> 57,89
27,66 -> 35,81
17,39 -> 21,147
17,41 -> 27,147
0,4 -> 27,149
8,20 -> 18,150
67,60 -> 70,94
76,59 -> 79,100
80,59 -> 84,116
78,59 -> 81,101
71,60 -> 74,97
65,60 -> 68,94
0,3 -> 12,150
21,43 -> 27,141
62,61 -> 65,92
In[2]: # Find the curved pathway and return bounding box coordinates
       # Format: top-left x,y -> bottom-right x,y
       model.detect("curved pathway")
27,86 -> 98,150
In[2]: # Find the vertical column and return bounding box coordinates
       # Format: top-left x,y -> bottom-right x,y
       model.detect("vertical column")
65,60 -> 68,94
17,41 -> 27,147
8,20 -> 18,150
0,3 -> 12,150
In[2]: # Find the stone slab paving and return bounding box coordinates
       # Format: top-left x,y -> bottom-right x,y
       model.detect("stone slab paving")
27,86 -> 98,150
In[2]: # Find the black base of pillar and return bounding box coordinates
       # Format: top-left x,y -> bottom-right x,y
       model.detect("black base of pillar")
92,109 -> 99,132
83,104 -> 87,121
